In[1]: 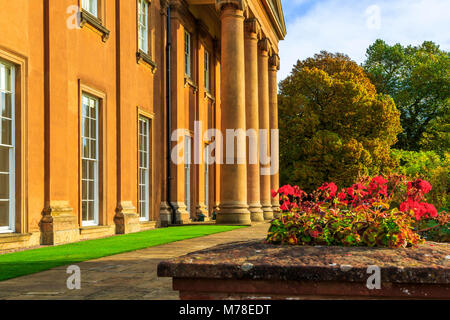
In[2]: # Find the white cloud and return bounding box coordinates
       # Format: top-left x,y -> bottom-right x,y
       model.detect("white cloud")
279,0 -> 450,81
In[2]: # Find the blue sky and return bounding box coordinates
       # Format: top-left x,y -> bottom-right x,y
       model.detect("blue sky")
278,0 -> 450,81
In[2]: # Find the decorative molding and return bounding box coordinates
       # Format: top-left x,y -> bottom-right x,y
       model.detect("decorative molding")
136,50 -> 158,73
269,53 -> 280,70
204,91 -> 216,104
184,76 -> 199,93
216,0 -> 248,12
160,0 -> 169,15
258,38 -> 270,54
79,10 -> 110,42
244,18 -> 260,37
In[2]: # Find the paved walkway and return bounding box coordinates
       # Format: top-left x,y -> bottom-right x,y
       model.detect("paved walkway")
0,223 -> 269,300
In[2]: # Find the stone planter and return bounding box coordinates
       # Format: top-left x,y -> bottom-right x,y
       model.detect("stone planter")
158,241 -> 450,300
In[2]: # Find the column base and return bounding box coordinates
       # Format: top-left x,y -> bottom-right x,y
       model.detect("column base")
262,201 -> 274,220
171,202 -> 191,225
248,202 -> 265,222
216,202 -> 251,225
40,201 -> 80,245
114,201 -> 140,234
159,202 -> 173,227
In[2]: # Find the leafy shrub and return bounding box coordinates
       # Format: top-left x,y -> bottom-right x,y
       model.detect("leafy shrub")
279,52 -> 402,192
267,176 -> 449,248
391,150 -> 449,210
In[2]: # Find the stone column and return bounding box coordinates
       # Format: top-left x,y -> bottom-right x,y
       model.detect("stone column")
244,19 -> 264,222
258,38 -> 274,220
216,0 -> 251,225
269,54 -> 280,215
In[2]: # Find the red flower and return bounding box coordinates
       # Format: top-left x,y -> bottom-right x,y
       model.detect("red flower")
271,189 -> 278,198
280,201 -> 291,212
347,187 -> 355,197
278,185 -> 295,196
368,176 -> 388,196
338,189 -> 347,201
401,199 -> 438,221
293,186 -> 306,199
418,180 -> 432,194
318,182 -> 338,197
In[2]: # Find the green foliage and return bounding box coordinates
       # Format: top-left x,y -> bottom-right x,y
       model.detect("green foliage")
391,150 -> 449,210
267,208 -> 423,248
391,149 -> 442,177
279,51 -> 402,192
364,39 -> 450,152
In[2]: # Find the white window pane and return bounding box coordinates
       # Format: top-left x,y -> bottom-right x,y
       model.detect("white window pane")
0,147 -> 8,173
0,65 -> 5,91
1,119 -> 11,146
0,201 -> 9,227
1,93 -> 12,118
83,0 -> 98,17
0,174 -> 9,199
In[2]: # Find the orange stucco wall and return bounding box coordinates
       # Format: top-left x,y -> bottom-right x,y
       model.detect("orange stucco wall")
0,0 -> 284,250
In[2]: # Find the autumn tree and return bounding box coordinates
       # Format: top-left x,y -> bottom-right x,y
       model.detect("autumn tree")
364,40 -> 450,152
279,52 -> 402,191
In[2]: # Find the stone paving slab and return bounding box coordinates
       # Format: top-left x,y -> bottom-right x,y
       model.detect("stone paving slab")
0,223 -> 269,300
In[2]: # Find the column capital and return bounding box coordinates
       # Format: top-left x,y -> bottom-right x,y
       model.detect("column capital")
244,18 -> 260,39
160,0 -> 169,15
216,0 -> 248,12
258,38 -> 271,55
269,53 -> 280,70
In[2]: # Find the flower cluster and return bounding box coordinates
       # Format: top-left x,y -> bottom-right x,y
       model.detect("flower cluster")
400,179 -> 437,221
267,176 -> 448,248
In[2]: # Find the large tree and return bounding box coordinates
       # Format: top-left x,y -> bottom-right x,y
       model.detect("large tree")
364,40 -> 450,152
279,52 -> 402,191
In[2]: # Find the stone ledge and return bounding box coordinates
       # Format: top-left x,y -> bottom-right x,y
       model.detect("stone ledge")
140,221 -> 157,231
158,241 -> 450,284
79,225 -> 114,235
0,233 -> 32,244
158,240 -> 450,299
79,225 -> 115,241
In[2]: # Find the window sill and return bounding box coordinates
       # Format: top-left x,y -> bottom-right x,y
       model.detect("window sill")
80,10 -> 110,42
184,76 -> 198,93
137,50 -> 158,74
204,91 -> 216,103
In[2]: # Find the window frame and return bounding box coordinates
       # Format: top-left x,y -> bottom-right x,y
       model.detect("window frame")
137,0 -> 150,55
204,143 -> 211,213
80,92 -> 100,227
0,60 -> 15,234
138,115 -> 151,222
184,135 -> 192,217
81,0 -> 99,18
184,30 -> 192,78
204,50 -> 211,93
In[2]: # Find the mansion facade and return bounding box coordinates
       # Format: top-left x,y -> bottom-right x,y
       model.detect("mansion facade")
0,0 -> 286,251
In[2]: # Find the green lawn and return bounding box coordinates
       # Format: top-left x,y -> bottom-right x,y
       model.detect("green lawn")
0,225 -> 246,282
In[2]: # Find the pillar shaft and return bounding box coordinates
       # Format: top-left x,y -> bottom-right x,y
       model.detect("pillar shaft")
244,20 -> 264,222
258,39 -> 273,220
269,54 -> 280,214
216,4 -> 251,225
